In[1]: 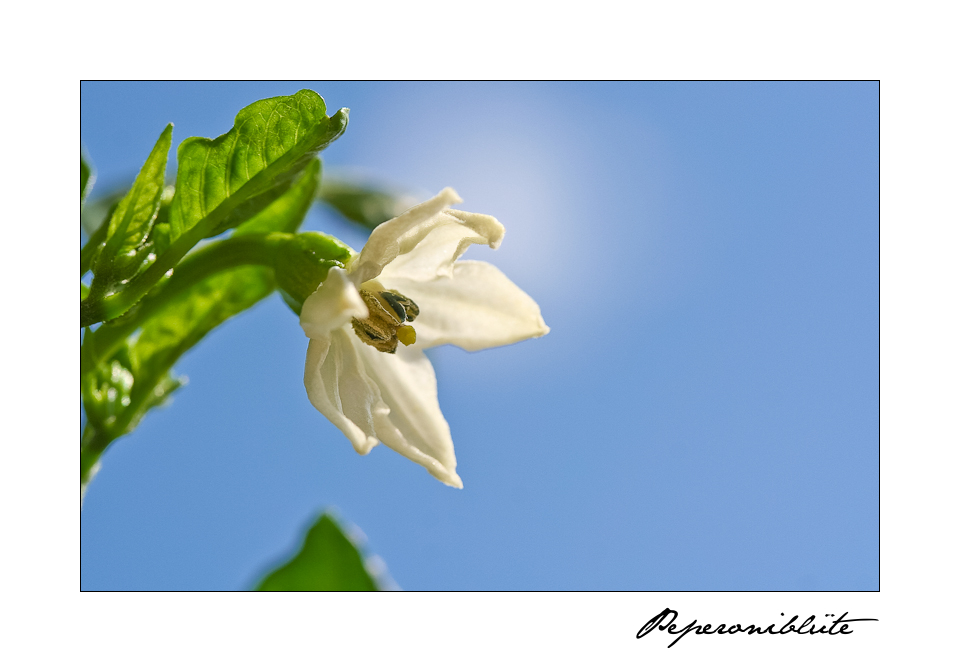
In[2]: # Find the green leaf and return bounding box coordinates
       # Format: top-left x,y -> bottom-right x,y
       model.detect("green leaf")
81,150 -> 95,208
169,90 -> 347,245
256,512 -> 379,591
92,125 -> 173,283
82,91 -> 348,328
233,158 -> 321,237
319,177 -> 416,230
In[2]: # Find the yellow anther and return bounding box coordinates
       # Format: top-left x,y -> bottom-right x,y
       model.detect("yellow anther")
396,324 -> 417,346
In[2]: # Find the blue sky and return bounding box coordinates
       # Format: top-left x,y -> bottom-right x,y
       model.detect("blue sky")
80,82 -> 879,590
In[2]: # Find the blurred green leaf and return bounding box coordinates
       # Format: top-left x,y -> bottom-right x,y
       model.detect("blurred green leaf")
81,150 -> 94,208
80,338 -> 184,486
169,90 -> 347,245
81,186 -> 127,238
256,512 -> 379,591
82,344 -> 136,436
80,200 -> 115,277
81,282 -> 89,301
318,177 -> 415,230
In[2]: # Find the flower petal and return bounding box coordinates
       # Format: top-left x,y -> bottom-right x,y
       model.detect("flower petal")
303,329 -> 387,455
355,343 -> 463,488
300,267 -> 368,339
382,259 -> 550,351
377,209 -> 506,284
349,188 -> 502,285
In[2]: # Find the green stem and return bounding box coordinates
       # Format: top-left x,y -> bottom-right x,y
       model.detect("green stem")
81,233 -> 287,378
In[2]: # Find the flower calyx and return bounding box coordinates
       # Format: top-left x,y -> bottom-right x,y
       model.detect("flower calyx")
274,232 -> 353,311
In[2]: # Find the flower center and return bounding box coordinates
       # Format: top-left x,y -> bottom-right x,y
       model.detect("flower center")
351,281 -> 420,354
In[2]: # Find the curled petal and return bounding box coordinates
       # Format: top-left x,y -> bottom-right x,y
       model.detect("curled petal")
300,267 -> 368,339
350,188 -> 505,285
355,344 -> 463,488
383,260 -> 550,351
377,210 -> 505,284
303,329 -> 386,455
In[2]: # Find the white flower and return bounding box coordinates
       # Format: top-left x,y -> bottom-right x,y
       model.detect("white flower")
299,188 -> 549,488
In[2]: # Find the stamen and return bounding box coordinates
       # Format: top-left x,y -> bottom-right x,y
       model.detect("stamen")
383,291 -> 419,322
379,291 -> 409,322
396,325 -> 417,346
351,287 -> 421,354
